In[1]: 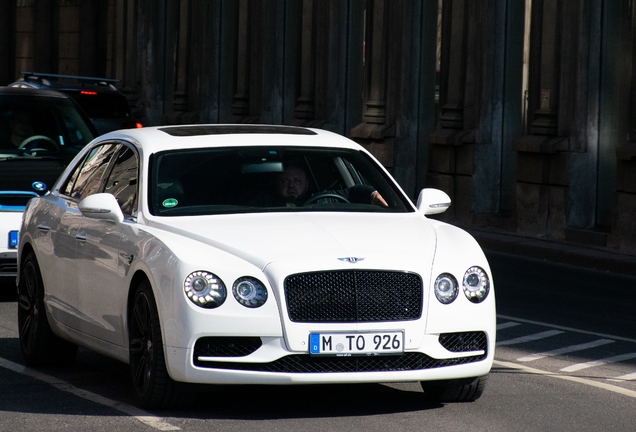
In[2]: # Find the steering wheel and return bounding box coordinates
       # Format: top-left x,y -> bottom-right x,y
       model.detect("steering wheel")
304,192 -> 350,205
19,135 -> 60,153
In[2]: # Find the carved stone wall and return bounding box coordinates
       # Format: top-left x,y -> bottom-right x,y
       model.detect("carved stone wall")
3,0 -> 636,254
427,0 -> 524,228
513,0 -> 635,252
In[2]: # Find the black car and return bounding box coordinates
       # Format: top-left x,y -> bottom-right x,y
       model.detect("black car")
10,72 -> 142,135
0,86 -> 97,282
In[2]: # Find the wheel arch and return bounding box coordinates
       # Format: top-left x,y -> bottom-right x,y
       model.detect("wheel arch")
126,270 -> 153,326
125,270 -> 171,358
16,241 -> 36,290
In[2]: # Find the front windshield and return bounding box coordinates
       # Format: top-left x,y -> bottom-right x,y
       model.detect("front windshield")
149,146 -> 413,216
0,95 -> 97,209
0,96 -> 95,158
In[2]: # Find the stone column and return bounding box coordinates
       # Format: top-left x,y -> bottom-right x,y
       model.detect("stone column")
108,0 -> 142,121
350,0 -> 394,143
293,0 -> 316,121
171,0 -> 190,114
0,1 -> 16,84
231,0 -> 251,118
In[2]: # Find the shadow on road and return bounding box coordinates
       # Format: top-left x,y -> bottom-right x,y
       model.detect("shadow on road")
0,278 -> 17,302
178,381 -> 440,420
0,334 -> 444,419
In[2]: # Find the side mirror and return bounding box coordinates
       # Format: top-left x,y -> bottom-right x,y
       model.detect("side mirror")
79,193 -> 124,223
416,188 -> 451,215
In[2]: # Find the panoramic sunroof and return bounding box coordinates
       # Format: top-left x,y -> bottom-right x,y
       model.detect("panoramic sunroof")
159,125 -> 317,137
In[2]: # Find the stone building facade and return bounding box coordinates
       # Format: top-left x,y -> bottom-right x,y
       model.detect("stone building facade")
2,0 -> 636,255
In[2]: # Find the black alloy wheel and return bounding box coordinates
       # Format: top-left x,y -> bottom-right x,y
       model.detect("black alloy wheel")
17,251 -> 77,366
129,280 -> 186,409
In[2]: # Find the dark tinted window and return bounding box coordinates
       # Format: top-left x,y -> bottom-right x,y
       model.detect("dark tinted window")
62,144 -> 118,200
68,92 -> 131,119
149,146 -> 412,216
0,95 -> 95,154
103,146 -> 138,216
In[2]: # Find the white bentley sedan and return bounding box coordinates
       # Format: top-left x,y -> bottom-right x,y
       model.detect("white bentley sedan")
17,125 -> 495,409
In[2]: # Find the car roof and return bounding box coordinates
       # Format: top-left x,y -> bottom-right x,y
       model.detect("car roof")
0,86 -> 73,99
98,125 -> 363,154
10,72 -> 124,96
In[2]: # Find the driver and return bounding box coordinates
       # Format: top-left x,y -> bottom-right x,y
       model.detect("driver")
8,110 -> 34,148
276,163 -> 388,208
277,165 -> 310,206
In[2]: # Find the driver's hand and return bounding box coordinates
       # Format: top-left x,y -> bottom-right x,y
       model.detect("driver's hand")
371,191 -> 388,207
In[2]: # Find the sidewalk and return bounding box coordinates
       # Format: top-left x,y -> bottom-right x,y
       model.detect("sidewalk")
465,227 -> 636,277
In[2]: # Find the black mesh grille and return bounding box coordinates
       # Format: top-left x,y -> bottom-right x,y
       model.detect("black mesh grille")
194,352 -> 486,372
0,258 -> 17,276
439,332 -> 488,353
285,270 -> 422,323
0,193 -> 35,207
194,337 -> 262,358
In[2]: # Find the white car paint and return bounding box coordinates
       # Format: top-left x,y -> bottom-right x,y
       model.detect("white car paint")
0,210 -> 21,278
18,125 -> 496,405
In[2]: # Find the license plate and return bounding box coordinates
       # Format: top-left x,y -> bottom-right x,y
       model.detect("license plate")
8,231 -> 19,249
309,331 -> 404,356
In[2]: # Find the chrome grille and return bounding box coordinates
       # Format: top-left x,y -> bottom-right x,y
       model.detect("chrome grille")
284,270 -> 422,323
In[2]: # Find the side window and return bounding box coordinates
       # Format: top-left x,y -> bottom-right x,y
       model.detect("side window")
103,146 -> 138,217
64,144 -> 119,200
61,156 -> 84,196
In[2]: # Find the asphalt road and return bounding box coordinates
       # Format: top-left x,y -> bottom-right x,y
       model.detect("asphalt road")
487,251 -> 636,340
0,252 -> 635,431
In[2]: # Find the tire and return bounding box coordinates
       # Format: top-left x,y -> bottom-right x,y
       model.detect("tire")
17,251 -> 78,366
420,375 -> 488,403
129,280 -> 191,409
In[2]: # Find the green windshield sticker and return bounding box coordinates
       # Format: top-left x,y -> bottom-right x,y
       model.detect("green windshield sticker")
162,198 -> 179,208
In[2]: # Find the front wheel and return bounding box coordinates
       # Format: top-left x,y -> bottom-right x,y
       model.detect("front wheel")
129,280 -> 190,409
17,251 -> 77,366
420,375 -> 488,403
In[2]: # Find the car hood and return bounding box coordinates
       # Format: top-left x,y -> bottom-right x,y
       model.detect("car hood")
147,212 -> 437,270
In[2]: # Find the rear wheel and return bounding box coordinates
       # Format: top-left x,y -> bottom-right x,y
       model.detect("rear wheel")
17,251 -> 77,366
129,280 -> 190,409
420,375 -> 488,403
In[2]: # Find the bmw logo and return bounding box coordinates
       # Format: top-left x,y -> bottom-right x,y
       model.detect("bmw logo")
32,181 -> 47,192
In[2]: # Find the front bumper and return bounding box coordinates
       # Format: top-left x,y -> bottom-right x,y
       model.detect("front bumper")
1,210 -> 22,278
165,331 -> 494,385
0,252 -> 18,278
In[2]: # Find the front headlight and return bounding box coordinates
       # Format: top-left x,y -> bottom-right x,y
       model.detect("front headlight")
462,266 -> 490,303
434,273 -> 459,304
233,277 -> 268,308
184,271 -> 227,308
